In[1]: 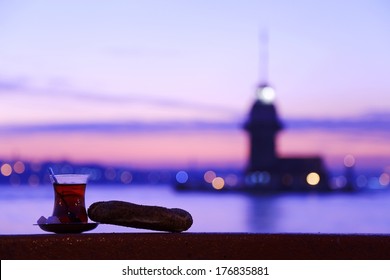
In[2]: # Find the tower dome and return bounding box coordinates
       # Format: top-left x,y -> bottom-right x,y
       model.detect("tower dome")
244,84 -> 283,172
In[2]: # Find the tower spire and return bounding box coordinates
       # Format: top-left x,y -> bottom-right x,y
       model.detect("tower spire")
259,29 -> 269,86
256,30 -> 275,104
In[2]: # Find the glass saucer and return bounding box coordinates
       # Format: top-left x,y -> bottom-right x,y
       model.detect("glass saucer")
34,222 -> 98,234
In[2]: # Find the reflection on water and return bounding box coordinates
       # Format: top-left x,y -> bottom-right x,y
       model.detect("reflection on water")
247,193 -> 390,233
247,195 -> 279,233
1,184 -> 390,234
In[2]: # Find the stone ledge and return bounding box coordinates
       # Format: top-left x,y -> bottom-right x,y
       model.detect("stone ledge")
1,233 -> 390,260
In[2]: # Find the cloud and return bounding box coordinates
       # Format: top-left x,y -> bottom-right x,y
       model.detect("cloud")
2,112 -> 390,135
0,120 -> 241,134
0,75 -> 241,119
0,77 -> 27,91
283,114 -> 390,133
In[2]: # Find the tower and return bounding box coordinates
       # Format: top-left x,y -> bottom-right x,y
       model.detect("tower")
244,32 -> 282,172
243,33 -> 330,191
244,83 -> 282,172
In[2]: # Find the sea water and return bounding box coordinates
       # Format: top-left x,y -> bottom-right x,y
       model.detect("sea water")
1,184 -> 390,234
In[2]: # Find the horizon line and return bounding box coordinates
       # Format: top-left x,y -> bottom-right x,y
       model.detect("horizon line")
1,114 -> 390,134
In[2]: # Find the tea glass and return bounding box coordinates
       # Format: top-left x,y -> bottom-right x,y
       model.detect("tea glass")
50,174 -> 89,223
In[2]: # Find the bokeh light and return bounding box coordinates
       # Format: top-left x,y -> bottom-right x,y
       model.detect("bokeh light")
356,175 -> 368,188
28,174 -> 40,187
225,174 -> 238,187
331,176 -> 346,189
120,171 -> 133,184
13,161 -> 25,174
1,163 -> 12,176
379,173 -> 390,186
104,167 -> 116,181
212,177 -> 225,190
306,172 -> 320,186
204,170 -> 216,183
176,171 -> 188,184
249,171 -> 270,184
344,154 -> 355,167
257,86 -> 276,104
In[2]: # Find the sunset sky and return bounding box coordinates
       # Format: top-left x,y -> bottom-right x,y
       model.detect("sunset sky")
1,0 -> 390,172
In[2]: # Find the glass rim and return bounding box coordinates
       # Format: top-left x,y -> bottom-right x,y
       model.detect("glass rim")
50,174 -> 89,184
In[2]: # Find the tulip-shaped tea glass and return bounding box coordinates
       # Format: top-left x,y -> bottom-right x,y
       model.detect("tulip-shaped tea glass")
50,174 -> 89,223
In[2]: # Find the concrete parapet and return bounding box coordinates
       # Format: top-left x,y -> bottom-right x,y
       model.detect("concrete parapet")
1,233 -> 390,259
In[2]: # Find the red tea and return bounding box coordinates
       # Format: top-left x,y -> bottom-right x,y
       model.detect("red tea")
52,183 -> 88,223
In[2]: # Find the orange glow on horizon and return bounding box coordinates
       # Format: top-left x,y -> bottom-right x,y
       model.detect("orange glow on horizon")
0,128 -> 389,170
0,130 -> 248,168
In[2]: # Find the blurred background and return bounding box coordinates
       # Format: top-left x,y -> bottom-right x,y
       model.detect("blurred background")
1,0 -> 390,234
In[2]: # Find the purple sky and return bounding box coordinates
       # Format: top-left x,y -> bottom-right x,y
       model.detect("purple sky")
0,1 -> 389,170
